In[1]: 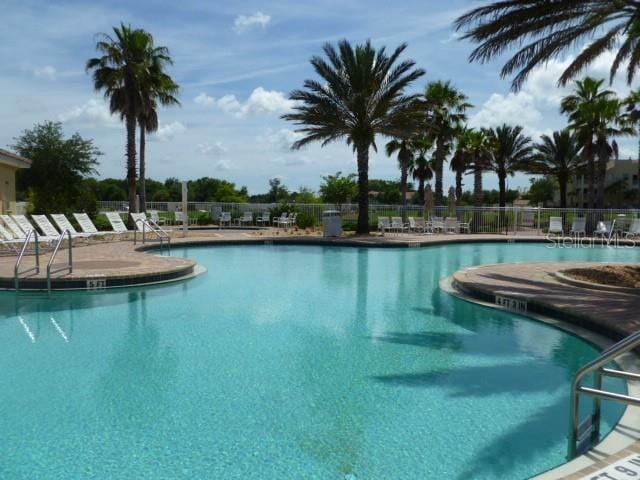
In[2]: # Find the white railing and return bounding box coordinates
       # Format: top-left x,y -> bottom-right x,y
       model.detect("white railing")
97,201 -> 640,235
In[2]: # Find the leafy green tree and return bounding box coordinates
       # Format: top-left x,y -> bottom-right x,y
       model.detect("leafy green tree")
87,23 -> 153,215
293,187 -> 319,204
283,40 -> 425,234
485,124 -> 533,207
526,129 -> 584,209
526,177 -> 556,206
455,1 -> 640,91
137,37 -> 180,211
623,89 -> 640,205
189,177 -> 248,202
424,80 -> 471,204
319,172 -> 358,207
368,179 -> 407,205
13,121 -> 101,214
267,177 -> 289,203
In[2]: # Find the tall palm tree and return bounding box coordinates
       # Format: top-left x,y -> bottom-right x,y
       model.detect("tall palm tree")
466,129 -> 494,208
486,124 -> 533,207
137,47 -> 180,211
455,1 -> 640,91
87,23 -> 151,215
451,126 -> 471,201
560,77 -> 615,209
283,40 -> 425,234
385,138 -> 414,214
424,81 -> 472,205
623,89 -> 640,205
410,136 -> 433,202
527,129 -> 584,209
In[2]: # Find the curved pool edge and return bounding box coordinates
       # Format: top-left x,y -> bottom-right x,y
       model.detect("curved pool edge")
441,275 -> 640,479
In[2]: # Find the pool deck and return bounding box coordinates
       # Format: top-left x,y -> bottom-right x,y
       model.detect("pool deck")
449,262 -> 640,479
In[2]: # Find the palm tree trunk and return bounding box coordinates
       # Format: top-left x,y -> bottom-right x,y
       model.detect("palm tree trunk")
434,140 -> 445,205
558,174 -> 568,209
417,179 -> 425,203
498,172 -> 506,208
126,114 -> 138,222
400,166 -> 408,219
596,155 -> 607,209
586,143 -> 595,209
637,135 -> 640,208
473,164 -> 483,233
455,171 -> 463,201
139,124 -> 147,212
356,145 -> 370,235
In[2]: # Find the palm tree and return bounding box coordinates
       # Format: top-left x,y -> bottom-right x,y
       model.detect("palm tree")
486,124 -> 533,207
410,136 -> 433,202
385,138 -> 414,214
526,129 -> 584,209
455,1 -> 640,91
560,77 -> 615,209
451,127 -> 471,201
623,90 -> 640,205
424,81 -> 472,205
137,46 -> 180,211
283,40 -> 425,234
87,23 -> 151,215
466,129 -> 494,208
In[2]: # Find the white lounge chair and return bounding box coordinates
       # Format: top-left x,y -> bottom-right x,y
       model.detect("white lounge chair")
594,221 -> 612,239
626,219 -> 640,238
236,212 -> 253,226
31,215 -> 64,238
444,217 -> 460,234
285,213 -> 297,228
130,212 -> 148,232
430,217 -> 444,233
570,218 -> 586,238
105,212 -> 130,233
218,212 -> 232,228
256,212 -> 270,226
50,214 -> 92,238
10,215 -> 58,241
548,217 -> 563,236
389,217 -> 408,234
148,210 -> 167,226
458,219 -> 471,234
378,217 -> 390,233
1,215 -> 26,239
73,213 -> 117,236
408,217 -> 431,234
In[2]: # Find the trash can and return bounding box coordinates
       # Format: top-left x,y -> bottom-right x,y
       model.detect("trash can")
322,210 -> 342,237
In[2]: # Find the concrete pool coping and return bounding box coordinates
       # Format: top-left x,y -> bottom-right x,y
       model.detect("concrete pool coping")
445,265 -> 640,479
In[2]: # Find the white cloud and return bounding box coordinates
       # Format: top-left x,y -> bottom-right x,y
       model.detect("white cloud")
214,159 -> 232,171
194,92 -> 215,107
234,12 -> 271,33
58,99 -> 119,127
197,87 -> 295,118
33,65 -> 56,80
197,141 -> 227,156
154,121 -> 187,141
470,92 -> 542,129
258,128 -> 302,152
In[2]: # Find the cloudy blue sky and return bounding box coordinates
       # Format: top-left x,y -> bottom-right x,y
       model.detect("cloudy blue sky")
1,0 -> 637,195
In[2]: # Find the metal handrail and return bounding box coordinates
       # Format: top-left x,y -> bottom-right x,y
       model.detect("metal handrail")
133,218 -> 171,254
568,330 -> 640,459
14,230 -> 40,290
46,230 -> 73,292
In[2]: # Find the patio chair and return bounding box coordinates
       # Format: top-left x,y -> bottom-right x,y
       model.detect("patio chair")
256,212 -> 271,226
286,213 -> 298,228
390,217 -> 408,234
569,218 -> 586,238
148,210 -> 167,226
548,217 -> 563,236
52,214 -> 94,238
593,221 -> 612,239
430,217 -> 444,233
11,215 -> 59,241
378,217 -> 390,234
174,211 -> 197,226
626,219 -> 640,238
105,212 -> 130,233
130,212 -> 147,232
444,217 -> 459,234
73,213 -> 121,236
408,217 -> 430,234
273,212 -> 289,227
31,215 -> 65,238
458,219 -> 471,234
1,214 -> 28,239
236,211 -> 254,226
218,212 -> 232,228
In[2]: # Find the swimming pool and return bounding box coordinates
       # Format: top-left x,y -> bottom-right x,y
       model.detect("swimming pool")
0,242 -> 636,479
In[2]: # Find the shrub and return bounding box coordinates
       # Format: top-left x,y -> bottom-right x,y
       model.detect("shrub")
92,213 -> 111,231
296,212 -> 315,229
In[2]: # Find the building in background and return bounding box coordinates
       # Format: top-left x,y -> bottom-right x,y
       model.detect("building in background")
0,149 -> 32,214
566,158 -> 639,208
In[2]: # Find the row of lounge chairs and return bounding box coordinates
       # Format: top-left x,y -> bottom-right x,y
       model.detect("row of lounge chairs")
217,211 -> 297,228
0,212 -> 169,251
547,217 -> 640,238
378,216 -> 471,234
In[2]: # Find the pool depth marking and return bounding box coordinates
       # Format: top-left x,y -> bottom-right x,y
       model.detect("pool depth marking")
580,453 -> 640,479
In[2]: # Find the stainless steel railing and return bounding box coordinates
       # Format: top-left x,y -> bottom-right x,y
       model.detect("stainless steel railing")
568,330 -> 640,459
46,230 -> 73,292
14,230 -> 40,290
133,218 -> 171,254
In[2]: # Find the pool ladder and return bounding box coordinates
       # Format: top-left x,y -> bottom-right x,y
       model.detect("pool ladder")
568,330 -> 640,459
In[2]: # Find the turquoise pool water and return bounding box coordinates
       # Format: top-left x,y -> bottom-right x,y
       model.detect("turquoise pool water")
0,242 -> 636,479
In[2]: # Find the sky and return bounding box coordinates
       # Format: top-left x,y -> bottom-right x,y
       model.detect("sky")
1,0 -> 638,196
